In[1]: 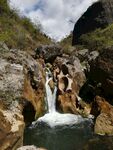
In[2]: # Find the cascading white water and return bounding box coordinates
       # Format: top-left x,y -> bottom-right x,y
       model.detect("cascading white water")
45,71 -> 57,113
31,69 -> 91,128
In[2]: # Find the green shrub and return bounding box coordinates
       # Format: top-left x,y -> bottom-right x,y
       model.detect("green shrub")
0,0 -> 52,50
79,24 -> 113,51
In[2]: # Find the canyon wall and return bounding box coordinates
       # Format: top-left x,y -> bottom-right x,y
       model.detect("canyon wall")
72,0 -> 113,45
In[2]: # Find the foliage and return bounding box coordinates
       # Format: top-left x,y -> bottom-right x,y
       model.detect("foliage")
59,33 -> 74,54
0,0 -> 52,51
79,24 -> 113,51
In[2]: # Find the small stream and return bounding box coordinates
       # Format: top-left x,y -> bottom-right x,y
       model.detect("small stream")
24,69 -> 113,150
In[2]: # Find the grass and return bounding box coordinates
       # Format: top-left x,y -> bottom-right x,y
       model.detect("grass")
0,0 -> 52,51
79,24 -> 113,51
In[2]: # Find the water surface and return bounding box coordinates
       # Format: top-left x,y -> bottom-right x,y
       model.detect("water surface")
24,121 -> 113,150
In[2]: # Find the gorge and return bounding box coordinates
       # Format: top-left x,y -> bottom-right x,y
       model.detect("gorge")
1,0 -> 113,150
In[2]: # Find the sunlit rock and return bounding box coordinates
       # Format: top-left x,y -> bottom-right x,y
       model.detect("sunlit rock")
94,96 -> 113,135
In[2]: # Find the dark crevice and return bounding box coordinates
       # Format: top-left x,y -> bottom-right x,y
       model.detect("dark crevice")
22,101 -> 36,127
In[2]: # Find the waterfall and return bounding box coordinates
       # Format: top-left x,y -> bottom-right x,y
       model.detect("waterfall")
32,69 -> 91,128
45,71 -> 57,113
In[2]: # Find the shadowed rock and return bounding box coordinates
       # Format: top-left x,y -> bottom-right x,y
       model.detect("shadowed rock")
72,0 -> 113,45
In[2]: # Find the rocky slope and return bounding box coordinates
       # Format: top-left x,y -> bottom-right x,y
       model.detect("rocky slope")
2,41 -> 113,150
0,42 -> 85,149
0,0 -> 52,51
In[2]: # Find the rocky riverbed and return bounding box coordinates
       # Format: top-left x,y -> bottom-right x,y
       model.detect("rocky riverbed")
1,41 -> 113,149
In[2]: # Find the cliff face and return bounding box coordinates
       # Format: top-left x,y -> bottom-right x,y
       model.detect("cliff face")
72,0 -> 113,45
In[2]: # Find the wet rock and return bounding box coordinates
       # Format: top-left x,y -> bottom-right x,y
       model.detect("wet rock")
58,92 -> 78,114
94,96 -> 113,135
83,136 -> 113,150
53,55 -> 86,114
48,79 -> 55,93
71,49 -> 99,72
77,100 -> 91,117
0,58 -> 24,103
0,43 -> 46,149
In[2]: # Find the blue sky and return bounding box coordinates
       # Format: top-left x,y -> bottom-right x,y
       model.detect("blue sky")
9,0 -> 98,41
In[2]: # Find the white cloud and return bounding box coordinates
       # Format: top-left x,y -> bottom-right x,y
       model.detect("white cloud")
9,0 -> 98,41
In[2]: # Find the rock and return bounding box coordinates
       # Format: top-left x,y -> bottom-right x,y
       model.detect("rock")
17,145 -> 47,150
0,41 -> 9,51
95,113 -> 113,136
0,44 -> 47,149
58,92 -> 78,114
53,55 -> 86,114
89,46 -> 113,98
83,137 -> 113,150
0,51 -> 25,149
94,96 -> 113,135
77,100 -> 91,117
23,57 -> 46,119
0,103 -> 25,150
72,0 -> 113,45
54,55 -> 86,93
48,79 -> 55,93
35,44 -> 62,63
0,58 -> 24,103
70,50 -> 99,78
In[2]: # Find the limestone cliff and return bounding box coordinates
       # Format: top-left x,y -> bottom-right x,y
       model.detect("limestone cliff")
72,0 -> 113,45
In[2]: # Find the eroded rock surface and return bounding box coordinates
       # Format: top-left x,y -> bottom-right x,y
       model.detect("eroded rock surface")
35,44 -> 62,63
23,57 -> 46,119
53,54 -> 87,114
17,145 -> 47,150
0,43 -> 46,149
0,46 -> 25,149
94,96 -> 113,135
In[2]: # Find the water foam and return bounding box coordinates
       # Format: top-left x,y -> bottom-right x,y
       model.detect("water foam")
37,112 -> 86,127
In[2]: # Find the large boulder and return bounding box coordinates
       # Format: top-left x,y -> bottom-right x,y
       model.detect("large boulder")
35,44 -> 62,63
89,46 -> 113,98
72,0 -> 113,45
94,96 -> 113,135
53,55 -> 87,114
0,48 -> 25,149
23,57 -> 46,119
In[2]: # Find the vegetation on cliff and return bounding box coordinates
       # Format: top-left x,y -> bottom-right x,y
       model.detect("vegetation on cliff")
0,0 -> 52,51
61,22 -> 113,52
79,23 -> 113,51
